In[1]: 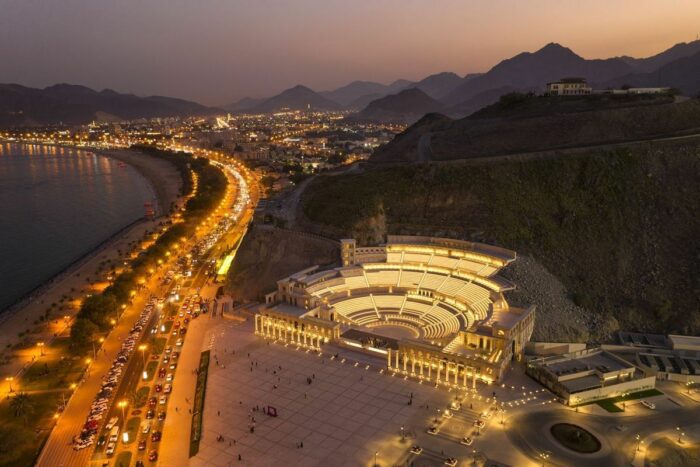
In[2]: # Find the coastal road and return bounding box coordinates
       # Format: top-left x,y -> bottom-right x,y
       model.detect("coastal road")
158,165 -> 257,465
38,158 -> 249,466
36,284 -> 160,467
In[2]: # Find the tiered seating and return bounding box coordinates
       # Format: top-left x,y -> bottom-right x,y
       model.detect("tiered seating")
437,277 -> 464,296
373,295 -> 404,309
366,270 -> 400,287
398,271 -> 423,288
331,296 -> 374,316
403,253 -> 432,264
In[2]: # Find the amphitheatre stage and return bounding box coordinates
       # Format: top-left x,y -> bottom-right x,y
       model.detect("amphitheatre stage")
255,236 -> 535,387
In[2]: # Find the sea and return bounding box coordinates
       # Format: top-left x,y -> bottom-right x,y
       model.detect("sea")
0,143 -> 155,312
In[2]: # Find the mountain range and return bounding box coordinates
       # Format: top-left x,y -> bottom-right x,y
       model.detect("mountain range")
3,39 -> 700,127
0,83 -> 218,127
225,39 -> 700,122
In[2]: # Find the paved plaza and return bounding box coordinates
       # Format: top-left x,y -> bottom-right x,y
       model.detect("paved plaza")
194,319 -> 481,467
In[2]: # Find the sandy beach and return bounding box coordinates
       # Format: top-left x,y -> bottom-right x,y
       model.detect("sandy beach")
0,146 -> 183,386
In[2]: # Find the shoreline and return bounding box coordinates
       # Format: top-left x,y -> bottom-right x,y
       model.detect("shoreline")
0,144 -> 175,318
0,144 -> 183,370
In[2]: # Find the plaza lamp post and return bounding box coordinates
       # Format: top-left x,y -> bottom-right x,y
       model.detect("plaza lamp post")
400,425 -> 404,442
37,341 -> 45,357
374,451 -> 378,467
539,450 -> 550,467
635,434 -> 641,452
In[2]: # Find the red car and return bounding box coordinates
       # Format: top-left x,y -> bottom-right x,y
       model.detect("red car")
148,397 -> 157,408
149,450 -> 158,462
151,431 -> 161,442
155,384 -> 162,393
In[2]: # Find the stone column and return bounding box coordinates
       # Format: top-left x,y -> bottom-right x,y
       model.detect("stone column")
454,364 -> 458,385
462,365 -> 467,387
428,358 -> 432,379
403,353 -> 407,372
437,362 -> 442,382
395,350 -> 399,368
387,349 -> 392,368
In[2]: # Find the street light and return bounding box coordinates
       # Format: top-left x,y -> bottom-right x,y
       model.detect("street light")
400,425 -> 404,442
85,358 -> 92,376
37,341 -> 45,357
138,344 -> 147,367
374,451 -> 378,467
5,376 -> 14,393
118,399 -> 128,422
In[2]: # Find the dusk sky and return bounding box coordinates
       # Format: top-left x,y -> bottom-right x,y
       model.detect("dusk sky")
1,0 -> 700,105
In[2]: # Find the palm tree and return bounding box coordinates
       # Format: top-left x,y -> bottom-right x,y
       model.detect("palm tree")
10,392 -> 33,425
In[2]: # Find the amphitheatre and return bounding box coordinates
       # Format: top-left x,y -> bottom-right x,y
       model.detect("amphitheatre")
255,235 -> 535,386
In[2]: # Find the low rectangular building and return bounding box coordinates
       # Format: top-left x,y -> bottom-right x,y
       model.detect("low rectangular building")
527,348 -> 656,405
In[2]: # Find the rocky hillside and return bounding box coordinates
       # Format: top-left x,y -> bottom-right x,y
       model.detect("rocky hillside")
301,141 -> 700,341
371,94 -> 698,163
226,225 -> 339,301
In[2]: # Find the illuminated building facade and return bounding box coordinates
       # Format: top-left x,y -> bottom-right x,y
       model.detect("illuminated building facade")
255,236 -> 535,386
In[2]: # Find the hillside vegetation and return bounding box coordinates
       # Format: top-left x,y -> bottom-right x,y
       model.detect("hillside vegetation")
372,95 -> 700,163
301,141 -> 700,340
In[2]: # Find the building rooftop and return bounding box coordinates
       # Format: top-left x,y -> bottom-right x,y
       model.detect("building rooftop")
543,350 -> 628,377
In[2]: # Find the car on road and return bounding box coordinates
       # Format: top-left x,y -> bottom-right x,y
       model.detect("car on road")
105,442 -> 116,456
176,338 -> 183,347
169,362 -> 177,370
427,426 -> 439,435
473,420 -> 485,429
166,373 -> 173,382
146,409 -> 155,419
159,396 -> 167,405
151,431 -> 161,442
461,436 -> 473,446
149,450 -> 158,462
164,384 -> 172,394
158,368 -> 166,378
641,400 -> 656,410
105,417 -> 118,431
410,445 -> 423,455
155,384 -> 162,393
135,461 -> 144,467
141,421 -> 151,434
149,397 -> 157,408
138,439 -> 147,451
158,411 -> 166,421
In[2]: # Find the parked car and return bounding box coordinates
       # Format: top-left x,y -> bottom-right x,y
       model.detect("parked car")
149,450 -> 158,461
641,400 -> 656,410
